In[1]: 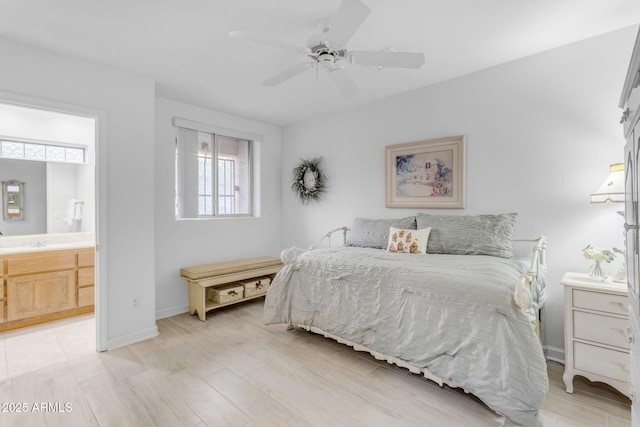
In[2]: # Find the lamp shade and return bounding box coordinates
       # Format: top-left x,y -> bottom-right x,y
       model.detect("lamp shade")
590,163 -> 624,203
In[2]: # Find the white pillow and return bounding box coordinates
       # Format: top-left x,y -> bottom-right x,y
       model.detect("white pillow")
387,226 -> 431,254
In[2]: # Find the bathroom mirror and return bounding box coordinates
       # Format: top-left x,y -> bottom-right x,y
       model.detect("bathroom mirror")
3,180 -> 24,220
0,158 -> 95,236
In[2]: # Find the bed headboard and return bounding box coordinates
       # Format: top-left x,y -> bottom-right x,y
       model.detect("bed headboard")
310,226 -> 350,250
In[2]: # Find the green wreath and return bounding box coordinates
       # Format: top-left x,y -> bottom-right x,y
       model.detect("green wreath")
291,157 -> 326,205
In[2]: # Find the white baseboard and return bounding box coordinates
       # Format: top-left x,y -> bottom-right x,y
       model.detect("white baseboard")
156,303 -> 189,320
545,345 -> 565,364
105,325 -> 159,350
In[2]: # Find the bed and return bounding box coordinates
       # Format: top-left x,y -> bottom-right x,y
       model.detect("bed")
263,213 -> 548,427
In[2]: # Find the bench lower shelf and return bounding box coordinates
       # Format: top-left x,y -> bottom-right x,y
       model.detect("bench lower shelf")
202,292 -> 267,313
188,278 -> 275,320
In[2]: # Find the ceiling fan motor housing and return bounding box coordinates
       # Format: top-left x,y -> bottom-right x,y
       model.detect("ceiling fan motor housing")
310,44 -> 347,67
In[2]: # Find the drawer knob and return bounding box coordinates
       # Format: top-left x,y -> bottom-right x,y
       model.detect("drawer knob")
628,327 -> 634,344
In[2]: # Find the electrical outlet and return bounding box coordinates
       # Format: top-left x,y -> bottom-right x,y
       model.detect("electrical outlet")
132,296 -> 140,309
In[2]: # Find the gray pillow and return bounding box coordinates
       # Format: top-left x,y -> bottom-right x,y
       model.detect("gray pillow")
346,216 -> 416,249
416,213 -> 517,258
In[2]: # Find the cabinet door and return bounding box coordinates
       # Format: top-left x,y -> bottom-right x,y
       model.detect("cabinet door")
6,270 -> 76,321
78,286 -> 94,307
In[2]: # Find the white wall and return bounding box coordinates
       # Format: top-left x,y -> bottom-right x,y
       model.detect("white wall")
46,162 -> 94,233
154,98 -> 284,319
0,102 -> 95,146
0,37 -> 157,349
281,26 -> 638,358
75,161 -> 95,233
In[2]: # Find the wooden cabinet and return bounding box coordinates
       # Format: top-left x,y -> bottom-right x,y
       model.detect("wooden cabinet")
562,272 -> 630,397
7,270 -> 76,321
77,248 -> 95,308
0,246 -> 95,331
620,27 -> 640,421
7,252 -> 76,276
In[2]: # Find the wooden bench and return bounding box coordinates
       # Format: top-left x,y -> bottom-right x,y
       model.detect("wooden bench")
180,256 -> 283,321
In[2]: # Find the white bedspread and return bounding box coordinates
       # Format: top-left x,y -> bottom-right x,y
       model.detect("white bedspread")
263,246 -> 548,427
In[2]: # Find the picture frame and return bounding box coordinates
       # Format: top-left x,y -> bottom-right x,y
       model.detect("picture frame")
2,180 -> 25,220
385,135 -> 465,209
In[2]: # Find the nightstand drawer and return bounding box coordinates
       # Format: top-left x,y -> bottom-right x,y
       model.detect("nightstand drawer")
573,289 -> 627,315
574,342 -> 629,382
574,311 -> 630,349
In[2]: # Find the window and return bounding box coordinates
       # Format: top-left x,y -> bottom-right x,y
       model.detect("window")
0,139 -> 85,163
217,157 -> 235,214
174,119 -> 255,218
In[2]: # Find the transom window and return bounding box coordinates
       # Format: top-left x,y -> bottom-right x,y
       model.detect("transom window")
0,139 -> 85,163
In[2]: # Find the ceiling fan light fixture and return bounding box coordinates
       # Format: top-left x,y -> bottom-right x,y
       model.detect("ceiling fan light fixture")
231,0 -> 424,96
317,53 -> 335,64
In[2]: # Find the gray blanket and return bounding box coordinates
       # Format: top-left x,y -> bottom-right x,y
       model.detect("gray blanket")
263,247 -> 548,427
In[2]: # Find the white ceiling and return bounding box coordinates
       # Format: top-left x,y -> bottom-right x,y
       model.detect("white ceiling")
1,0 -> 639,126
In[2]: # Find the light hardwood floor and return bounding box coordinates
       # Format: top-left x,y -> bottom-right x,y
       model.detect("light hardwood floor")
0,299 -> 631,427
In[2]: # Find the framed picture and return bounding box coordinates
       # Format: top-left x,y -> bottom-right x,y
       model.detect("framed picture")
385,135 -> 465,209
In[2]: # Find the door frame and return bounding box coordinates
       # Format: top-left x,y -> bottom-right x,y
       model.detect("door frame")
0,91 -> 107,351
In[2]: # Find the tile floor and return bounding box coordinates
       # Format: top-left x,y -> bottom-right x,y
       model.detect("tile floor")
0,303 -> 631,426
0,313 -> 95,380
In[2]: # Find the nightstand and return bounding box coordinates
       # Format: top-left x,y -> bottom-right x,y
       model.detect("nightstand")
561,272 -> 630,397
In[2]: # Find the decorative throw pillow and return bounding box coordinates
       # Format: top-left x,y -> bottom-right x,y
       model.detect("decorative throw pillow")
387,226 -> 431,254
346,216 -> 416,249
416,212 -> 517,258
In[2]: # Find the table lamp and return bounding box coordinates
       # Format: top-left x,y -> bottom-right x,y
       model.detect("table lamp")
590,163 -> 625,282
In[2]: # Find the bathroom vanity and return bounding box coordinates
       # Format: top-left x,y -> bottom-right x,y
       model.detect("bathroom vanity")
0,243 -> 94,331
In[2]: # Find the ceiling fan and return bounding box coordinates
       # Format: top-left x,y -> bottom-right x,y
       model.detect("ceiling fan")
228,0 -> 425,97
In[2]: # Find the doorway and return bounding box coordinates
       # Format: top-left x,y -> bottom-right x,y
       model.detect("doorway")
0,97 -> 101,376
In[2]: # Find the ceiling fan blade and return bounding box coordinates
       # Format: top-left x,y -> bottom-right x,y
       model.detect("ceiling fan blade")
324,0 -> 371,47
329,67 -> 359,97
350,51 -> 425,69
229,30 -> 308,54
263,63 -> 314,86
